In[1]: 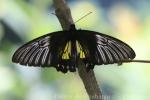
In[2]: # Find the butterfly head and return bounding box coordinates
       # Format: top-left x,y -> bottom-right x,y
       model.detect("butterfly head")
69,24 -> 76,31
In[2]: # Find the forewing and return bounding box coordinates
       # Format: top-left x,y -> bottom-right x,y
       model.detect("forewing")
77,30 -> 136,65
95,32 -> 136,64
12,31 -> 67,67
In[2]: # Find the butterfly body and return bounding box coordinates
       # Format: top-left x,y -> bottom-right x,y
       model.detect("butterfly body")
12,24 -> 136,73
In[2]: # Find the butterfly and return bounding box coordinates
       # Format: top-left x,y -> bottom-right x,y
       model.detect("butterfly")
12,24 -> 136,73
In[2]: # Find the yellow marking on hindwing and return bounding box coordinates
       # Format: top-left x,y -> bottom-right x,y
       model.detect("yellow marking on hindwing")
62,41 -> 71,59
61,41 -> 85,60
76,41 -> 85,58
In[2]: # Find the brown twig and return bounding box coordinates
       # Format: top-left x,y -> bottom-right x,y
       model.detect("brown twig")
123,59 -> 150,63
53,0 -> 103,100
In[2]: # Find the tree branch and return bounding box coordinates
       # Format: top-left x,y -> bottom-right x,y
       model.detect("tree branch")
53,0 -> 103,100
122,59 -> 150,63
53,0 -> 74,30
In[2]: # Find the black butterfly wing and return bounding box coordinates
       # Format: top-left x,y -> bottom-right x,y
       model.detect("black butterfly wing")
76,30 -> 136,68
12,31 -> 69,68
12,27 -> 136,73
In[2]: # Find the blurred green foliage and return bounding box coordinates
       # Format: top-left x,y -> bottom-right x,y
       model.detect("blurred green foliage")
0,0 -> 150,100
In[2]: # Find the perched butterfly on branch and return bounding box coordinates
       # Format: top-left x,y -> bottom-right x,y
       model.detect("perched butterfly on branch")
12,24 -> 136,73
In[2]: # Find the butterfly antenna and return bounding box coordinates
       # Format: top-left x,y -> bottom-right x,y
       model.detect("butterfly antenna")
122,59 -> 150,63
75,12 -> 92,23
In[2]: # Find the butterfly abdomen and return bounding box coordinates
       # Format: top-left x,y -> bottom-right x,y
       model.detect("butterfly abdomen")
66,30 -> 79,68
71,39 -> 78,66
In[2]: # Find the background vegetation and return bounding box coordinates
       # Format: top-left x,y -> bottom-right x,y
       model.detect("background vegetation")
0,0 -> 150,100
